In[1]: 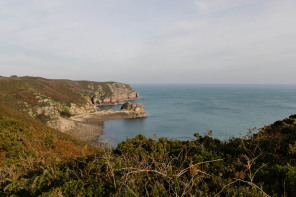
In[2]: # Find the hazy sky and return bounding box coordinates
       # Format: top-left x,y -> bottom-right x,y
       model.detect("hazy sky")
0,0 -> 295,84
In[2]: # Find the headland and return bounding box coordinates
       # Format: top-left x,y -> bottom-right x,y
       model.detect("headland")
0,76 -> 146,145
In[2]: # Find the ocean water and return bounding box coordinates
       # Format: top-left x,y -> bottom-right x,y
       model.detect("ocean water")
100,84 -> 296,146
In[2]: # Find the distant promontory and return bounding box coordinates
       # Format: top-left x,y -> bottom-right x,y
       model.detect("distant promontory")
0,76 -> 146,144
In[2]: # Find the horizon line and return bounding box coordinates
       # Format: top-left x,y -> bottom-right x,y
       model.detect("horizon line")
2,75 -> 296,85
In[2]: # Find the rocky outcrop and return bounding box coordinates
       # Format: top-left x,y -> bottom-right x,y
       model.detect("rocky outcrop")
120,102 -> 147,118
90,83 -> 140,106
31,93 -> 96,131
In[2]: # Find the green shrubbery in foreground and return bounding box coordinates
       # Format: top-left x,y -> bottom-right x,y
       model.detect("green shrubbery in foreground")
1,115 -> 296,196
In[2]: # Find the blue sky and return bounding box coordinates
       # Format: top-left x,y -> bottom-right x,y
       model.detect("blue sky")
0,0 -> 295,83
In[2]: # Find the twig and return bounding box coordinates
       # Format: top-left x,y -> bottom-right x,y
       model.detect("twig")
177,159 -> 224,177
233,178 -> 270,197
122,168 -> 167,177
214,180 -> 239,197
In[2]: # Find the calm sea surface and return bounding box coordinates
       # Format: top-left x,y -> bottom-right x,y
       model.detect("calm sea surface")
100,84 -> 296,146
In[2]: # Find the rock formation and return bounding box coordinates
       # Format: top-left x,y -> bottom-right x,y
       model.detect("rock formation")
120,102 -> 147,118
90,83 -> 140,106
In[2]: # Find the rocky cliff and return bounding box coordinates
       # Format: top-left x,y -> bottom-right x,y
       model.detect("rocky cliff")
0,76 -> 141,130
87,82 -> 140,106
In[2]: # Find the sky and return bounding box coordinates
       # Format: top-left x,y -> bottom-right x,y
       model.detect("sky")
0,0 -> 295,84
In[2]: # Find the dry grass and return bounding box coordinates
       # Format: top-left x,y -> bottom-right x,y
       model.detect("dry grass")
0,103 -> 96,184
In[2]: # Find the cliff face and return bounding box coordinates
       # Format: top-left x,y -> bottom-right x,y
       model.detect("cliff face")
81,82 -> 140,106
0,76 -> 140,130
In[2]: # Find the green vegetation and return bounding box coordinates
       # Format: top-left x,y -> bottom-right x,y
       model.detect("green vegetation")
1,108 -> 296,196
0,77 -> 86,109
0,104 -> 95,188
59,106 -> 71,118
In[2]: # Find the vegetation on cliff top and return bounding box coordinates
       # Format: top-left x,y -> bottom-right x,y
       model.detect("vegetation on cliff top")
0,76 -> 135,113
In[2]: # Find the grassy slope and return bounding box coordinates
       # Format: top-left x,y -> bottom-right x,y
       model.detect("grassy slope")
0,77 -> 86,109
0,77 -> 135,113
0,76 -> 135,192
0,103 -> 95,185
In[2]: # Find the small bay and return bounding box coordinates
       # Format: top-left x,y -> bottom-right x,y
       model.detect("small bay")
100,84 -> 296,146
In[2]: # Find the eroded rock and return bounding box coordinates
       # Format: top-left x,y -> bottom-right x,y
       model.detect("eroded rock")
120,102 -> 147,118
91,83 -> 140,106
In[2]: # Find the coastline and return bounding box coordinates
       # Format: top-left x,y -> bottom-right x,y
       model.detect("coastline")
62,110 -> 144,145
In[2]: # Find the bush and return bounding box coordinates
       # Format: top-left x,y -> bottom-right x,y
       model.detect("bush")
2,114 -> 296,196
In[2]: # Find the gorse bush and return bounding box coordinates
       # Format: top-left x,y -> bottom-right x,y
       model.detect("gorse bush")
1,100 -> 296,196
0,104 -> 95,189
3,114 -> 296,197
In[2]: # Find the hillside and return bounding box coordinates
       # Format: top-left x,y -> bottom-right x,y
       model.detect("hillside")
0,76 -> 140,131
1,111 -> 296,196
0,103 -> 96,187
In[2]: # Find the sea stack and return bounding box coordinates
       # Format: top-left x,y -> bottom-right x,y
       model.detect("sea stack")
121,102 -> 147,118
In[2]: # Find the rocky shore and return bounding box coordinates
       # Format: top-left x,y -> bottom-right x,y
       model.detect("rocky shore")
61,102 -> 147,145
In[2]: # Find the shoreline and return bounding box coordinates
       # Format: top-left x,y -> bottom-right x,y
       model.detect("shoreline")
62,110 -> 144,145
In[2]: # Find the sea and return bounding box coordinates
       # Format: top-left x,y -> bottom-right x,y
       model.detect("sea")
99,84 -> 296,146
